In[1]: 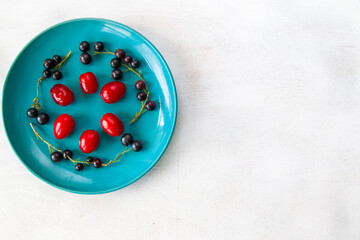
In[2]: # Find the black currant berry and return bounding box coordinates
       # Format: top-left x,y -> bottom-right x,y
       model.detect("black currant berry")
131,140 -> 143,152
115,49 -> 125,59
36,113 -> 49,125
145,101 -> 156,111
86,157 -> 94,163
121,134 -> 133,146
79,41 -> 90,52
110,58 -> 121,68
80,53 -> 92,65
135,80 -> 146,90
130,59 -> 140,68
43,70 -> 52,78
53,55 -> 62,64
43,58 -> 55,69
124,56 -> 132,63
111,69 -> 122,80
50,151 -> 63,162
93,158 -> 102,168
63,149 -> 73,160
27,108 -> 38,118
94,42 -> 104,51
52,70 -> 62,80
137,92 -> 147,101
75,163 -> 84,171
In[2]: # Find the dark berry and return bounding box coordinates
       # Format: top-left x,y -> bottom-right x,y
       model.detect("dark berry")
111,69 -> 122,80
145,101 -> 156,111
53,55 -> 62,63
50,151 -> 62,162
52,71 -> 62,80
121,133 -> 133,146
94,42 -> 104,51
86,157 -> 94,163
80,53 -> 91,65
63,149 -> 73,160
27,108 -> 38,118
124,55 -> 132,63
79,41 -> 90,52
93,158 -> 102,168
135,80 -> 146,90
36,113 -> 49,125
115,49 -> 125,59
75,163 -> 84,171
137,92 -> 147,101
43,58 -> 55,69
43,70 -> 52,78
131,59 -> 140,68
110,58 -> 121,68
131,140 -> 143,152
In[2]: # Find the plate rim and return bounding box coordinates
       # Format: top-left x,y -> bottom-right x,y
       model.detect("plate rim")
2,17 -> 178,194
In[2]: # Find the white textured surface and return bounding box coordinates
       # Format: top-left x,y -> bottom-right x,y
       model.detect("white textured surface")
1,0 -> 360,239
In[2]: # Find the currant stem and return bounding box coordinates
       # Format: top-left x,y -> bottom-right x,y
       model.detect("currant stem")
103,147 -> 132,166
30,123 -> 62,154
129,91 -> 150,124
90,49 -> 114,56
55,51 -> 71,70
31,77 -> 44,110
121,63 -> 147,89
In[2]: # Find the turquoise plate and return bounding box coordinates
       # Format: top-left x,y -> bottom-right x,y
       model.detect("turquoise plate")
2,18 -> 177,194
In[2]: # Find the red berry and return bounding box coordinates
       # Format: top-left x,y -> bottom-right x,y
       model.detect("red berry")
53,114 -> 75,139
79,72 -> 98,94
79,130 -> 99,154
50,84 -> 74,106
100,81 -> 126,104
100,113 -> 124,137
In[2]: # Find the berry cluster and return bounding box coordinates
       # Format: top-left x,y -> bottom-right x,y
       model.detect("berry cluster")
27,52 -> 71,125
111,48 -> 140,81
27,107 -> 49,125
72,133 -> 142,171
85,43 -> 156,123
30,121 -> 143,171
79,41 -> 93,64
43,55 -> 63,80
27,41 -> 155,172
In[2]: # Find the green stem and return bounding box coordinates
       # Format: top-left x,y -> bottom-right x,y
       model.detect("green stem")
102,147 -> 132,166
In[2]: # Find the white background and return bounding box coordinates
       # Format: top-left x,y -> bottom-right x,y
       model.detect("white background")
1,0 -> 360,239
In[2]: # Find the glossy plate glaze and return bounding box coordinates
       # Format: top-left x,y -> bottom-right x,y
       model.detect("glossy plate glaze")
2,18 -> 177,194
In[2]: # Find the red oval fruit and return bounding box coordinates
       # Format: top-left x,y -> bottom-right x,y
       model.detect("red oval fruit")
53,114 -> 75,139
100,81 -> 126,104
79,72 -> 98,94
50,84 -> 74,106
79,130 -> 99,153
100,113 -> 124,137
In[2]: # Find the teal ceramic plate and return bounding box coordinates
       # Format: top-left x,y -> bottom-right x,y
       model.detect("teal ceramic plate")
2,18 -> 177,194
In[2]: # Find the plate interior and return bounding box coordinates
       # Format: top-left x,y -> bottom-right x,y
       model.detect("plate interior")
2,19 -> 177,194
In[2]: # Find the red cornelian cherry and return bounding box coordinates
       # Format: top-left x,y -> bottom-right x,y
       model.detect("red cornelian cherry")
50,84 -> 74,106
79,130 -> 99,154
53,114 -> 75,139
100,81 -> 126,104
100,113 -> 124,137
79,72 -> 98,94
